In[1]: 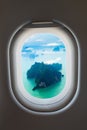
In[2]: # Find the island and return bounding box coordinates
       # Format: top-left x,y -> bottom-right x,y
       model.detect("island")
27,62 -> 64,91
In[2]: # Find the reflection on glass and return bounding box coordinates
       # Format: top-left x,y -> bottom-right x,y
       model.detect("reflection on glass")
21,33 -> 66,98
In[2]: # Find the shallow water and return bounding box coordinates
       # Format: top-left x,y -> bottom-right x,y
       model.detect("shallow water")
21,52 -> 66,99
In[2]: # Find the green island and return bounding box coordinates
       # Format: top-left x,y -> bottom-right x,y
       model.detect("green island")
27,62 -> 64,91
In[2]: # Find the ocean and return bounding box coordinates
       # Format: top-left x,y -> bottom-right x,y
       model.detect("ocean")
21,51 -> 66,99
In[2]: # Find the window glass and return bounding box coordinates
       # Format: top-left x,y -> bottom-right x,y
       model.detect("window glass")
21,33 -> 66,98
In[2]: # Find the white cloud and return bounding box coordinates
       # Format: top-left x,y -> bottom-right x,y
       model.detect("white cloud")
46,43 -> 58,46
44,42 -> 62,47
44,58 -> 61,64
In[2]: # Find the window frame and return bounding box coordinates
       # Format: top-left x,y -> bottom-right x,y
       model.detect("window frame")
8,20 -> 80,114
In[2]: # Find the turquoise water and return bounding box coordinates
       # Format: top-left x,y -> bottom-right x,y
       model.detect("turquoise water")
21,52 -> 66,99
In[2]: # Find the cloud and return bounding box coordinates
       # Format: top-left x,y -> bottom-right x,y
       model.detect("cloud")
45,42 -> 59,46
44,58 -> 61,64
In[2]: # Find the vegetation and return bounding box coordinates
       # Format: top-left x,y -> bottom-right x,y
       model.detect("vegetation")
27,62 -> 64,91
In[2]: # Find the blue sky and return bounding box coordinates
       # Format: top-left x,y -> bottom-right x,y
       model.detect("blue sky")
21,33 -> 66,60
22,33 -> 65,50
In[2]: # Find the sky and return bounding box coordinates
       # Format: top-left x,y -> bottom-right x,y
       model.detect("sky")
22,33 -> 65,49
21,33 -> 66,62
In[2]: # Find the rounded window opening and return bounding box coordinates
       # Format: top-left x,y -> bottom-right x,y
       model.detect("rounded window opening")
22,33 -> 66,99
8,21 -> 80,114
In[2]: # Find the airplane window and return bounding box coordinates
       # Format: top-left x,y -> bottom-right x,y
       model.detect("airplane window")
8,21 -> 80,114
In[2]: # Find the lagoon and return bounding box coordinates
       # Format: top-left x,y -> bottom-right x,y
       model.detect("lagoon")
21,51 -> 66,99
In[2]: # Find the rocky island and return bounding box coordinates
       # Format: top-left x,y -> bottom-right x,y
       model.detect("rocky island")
27,62 -> 64,91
